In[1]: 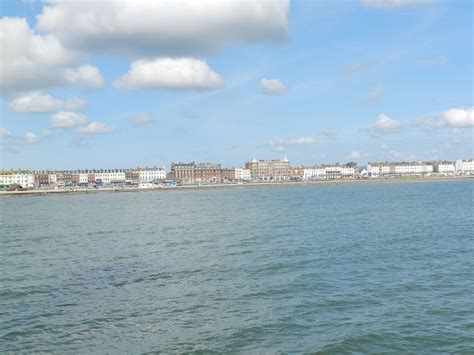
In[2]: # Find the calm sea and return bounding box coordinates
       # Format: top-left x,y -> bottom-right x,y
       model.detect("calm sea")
1,180 -> 473,353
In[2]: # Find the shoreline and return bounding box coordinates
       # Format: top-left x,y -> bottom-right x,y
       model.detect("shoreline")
0,175 -> 472,197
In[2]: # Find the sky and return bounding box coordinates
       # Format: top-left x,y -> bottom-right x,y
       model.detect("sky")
0,0 -> 472,170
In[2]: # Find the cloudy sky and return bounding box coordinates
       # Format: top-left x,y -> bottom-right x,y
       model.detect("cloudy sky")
0,0 -> 472,169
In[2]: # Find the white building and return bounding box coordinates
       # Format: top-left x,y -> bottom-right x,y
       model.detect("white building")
303,166 -> 357,180
394,163 -> 433,176
78,173 -> 89,184
367,164 -> 391,177
235,168 -> 251,181
434,162 -> 455,175
303,167 -> 326,180
0,172 -> 13,187
0,171 -> 35,188
94,171 -> 126,183
341,167 -> 356,176
137,168 -> 166,182
455,159 -> 474,175
49,173 -> 57,185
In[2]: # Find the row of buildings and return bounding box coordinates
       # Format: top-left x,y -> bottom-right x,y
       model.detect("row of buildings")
0,167 -> 166,189
1,159 -> 473,190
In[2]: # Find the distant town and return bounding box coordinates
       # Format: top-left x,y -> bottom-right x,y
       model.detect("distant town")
1,158 -> 473,192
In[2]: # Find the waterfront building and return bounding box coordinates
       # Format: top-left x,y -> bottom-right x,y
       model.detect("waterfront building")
245,157 -> 290,181
455,159 -> 474,175
394,163 -> 433,176
34,171 -> 50,187
0,170 -> 35,189
368,162 -> 433,177
303,167 -> 326,180
432,162 -> 455,175
221,168 -> 236,182
367,164 -> 391,177
49,173 -> 58,186
290,167 -> 305,180
195,163 -> 222,183
341,166 -> 356,177
137,167 -> 166,182
170,162 -> 221,183
235,168 -> 251,181
170,162 -> 195,183
0,170 -> 14,189
303,164 -> 357,180
125,171 -> 139,183
94,169 -> 126,183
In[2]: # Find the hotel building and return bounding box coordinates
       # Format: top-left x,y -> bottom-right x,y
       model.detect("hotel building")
171,162 -> 222,183
245,157 -> 290,181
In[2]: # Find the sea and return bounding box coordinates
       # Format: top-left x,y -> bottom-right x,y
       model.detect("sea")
1,180 -> 473,353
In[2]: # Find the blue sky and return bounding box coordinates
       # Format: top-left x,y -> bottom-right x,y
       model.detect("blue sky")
0,0 -> 472,170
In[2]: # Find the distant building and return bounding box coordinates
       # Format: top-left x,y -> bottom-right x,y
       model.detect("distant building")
290,167 -> 305,180
432,161 -> 455,175
0,170 -> 35,189
235,168 -> 251,181
367,162 -> 433,177
245,157 -> 290,181
136,167 -> 166,182
195,163 -> 222,183
302,164 -> 357,180
125,171 -> 139,183
170,162 -> 221,183
94,169 -> 126,183
221,168 -> 236,182
170,162 -> 195,183
303,167 -> 326,180
455,159 -> 474,175
34,171 -> 50,188
394,163 -> 432,176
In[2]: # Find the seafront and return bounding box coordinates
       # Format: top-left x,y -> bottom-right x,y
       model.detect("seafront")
1,175 -> 472,196
1,158 -> 474,193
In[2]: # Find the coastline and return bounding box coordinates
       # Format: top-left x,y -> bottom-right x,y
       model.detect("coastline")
0,175 -> 472,197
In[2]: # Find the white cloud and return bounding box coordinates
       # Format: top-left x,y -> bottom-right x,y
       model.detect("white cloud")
366,84 -> 384,103
443,107 -> 473,128
64,97 -> 87,111
37,0 -> 290,57
114,58 -> 223,90
24,132 -> 39,144
0,17 -> 103,92
362,0 -> 436,10
50,111 -> 88,128
272,145 -> 286,152
8,92 -> 87,113
75,122 -> 118,135
347,150 -> 368,160
412,107 -> 473,131
369,114 -> 404,136
270,136 -> 316,146
64,65 -> 104,90
8,92 -> 63,112
269,136 -> 315,151
0,128 -> 13,137
261,78 -> 286,95
128,112 -> 154,126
